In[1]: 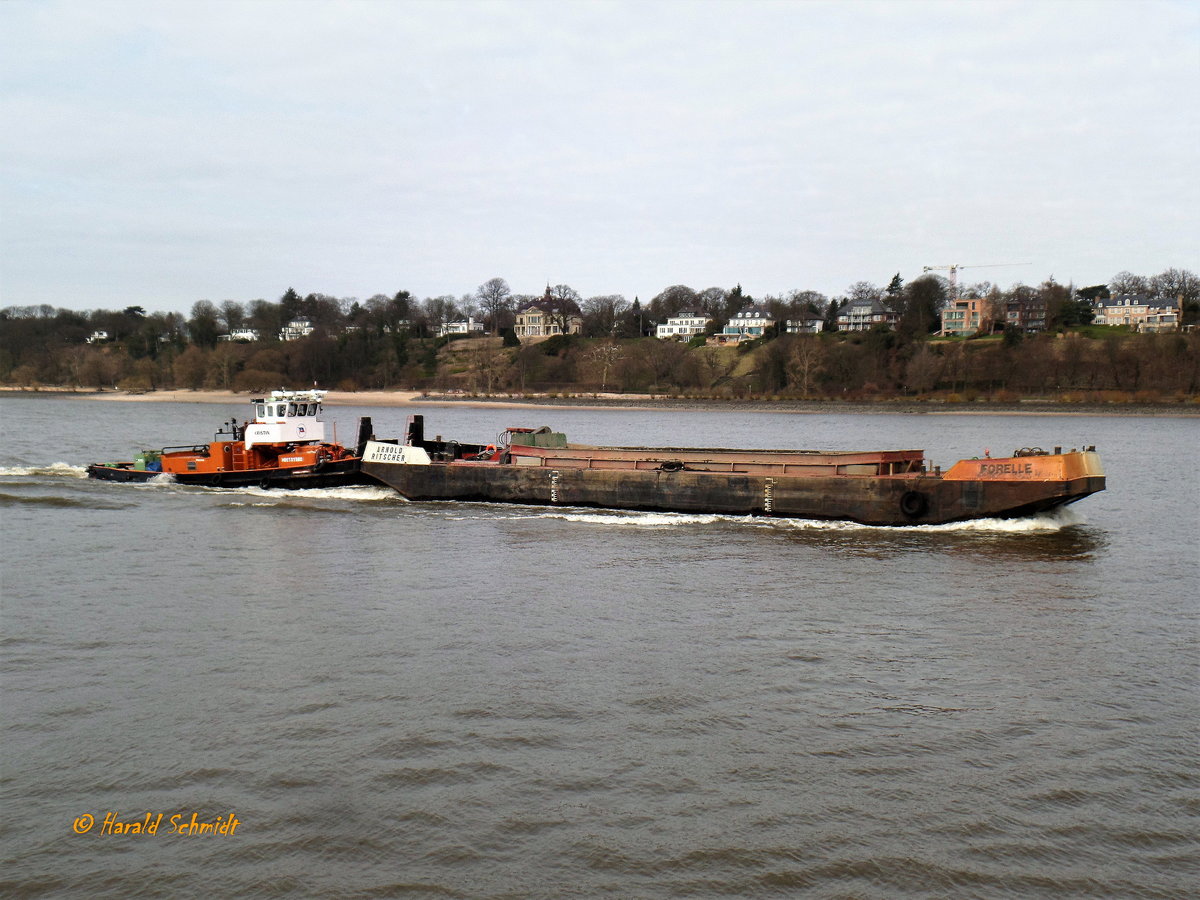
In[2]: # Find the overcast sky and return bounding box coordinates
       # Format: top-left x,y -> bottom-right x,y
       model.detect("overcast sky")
2,0 -> 1197,315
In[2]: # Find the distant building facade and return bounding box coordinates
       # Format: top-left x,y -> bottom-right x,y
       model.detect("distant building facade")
656,310 -> 712,339
839,298 -> 897,332
437,317 -> 485,338
717,305 -> 775,343
514,303 -> 582,340
1005,296 -> 1046,333
940,298 -> 987,336
1092,294 -> 1180,332
280,318 -> 314,341
785,315 -> 825,334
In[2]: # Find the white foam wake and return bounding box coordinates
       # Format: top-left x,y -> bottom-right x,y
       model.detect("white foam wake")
0,462 -> 89,478
214,484 -> 399,502
532,510 -> 730,528
768,506 -> 1084,533
499,505 -> 1084,532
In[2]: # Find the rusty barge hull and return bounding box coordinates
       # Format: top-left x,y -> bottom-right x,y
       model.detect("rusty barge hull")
362,460 -> 1101,526
360,418 -> 1105,527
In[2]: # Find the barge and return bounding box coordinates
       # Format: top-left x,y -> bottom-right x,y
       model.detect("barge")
360,415 -> 1105,526
88,390 -> 374,489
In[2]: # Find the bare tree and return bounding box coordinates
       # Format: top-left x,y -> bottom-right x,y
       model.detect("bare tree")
542,291 -> 583,336
581,294 -> 629,337
219,300 -> 245,332
904,344 -> 942,394
1150,268 -> 1199,305
786,337 -> 827,397
695,286 -> 727,318
420,295 -> 459,336
586,342 -> 624,391
695,346 -> 737,388
785,289 -> 828,318
847,281 -> 883,304
648,285 -> 699,325
1109,271 -> 1151,297
475,277 -> 512,335
466,345 -> 512,394
549,284 -> 582,305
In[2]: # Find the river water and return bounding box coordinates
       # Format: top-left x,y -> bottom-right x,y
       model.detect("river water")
1,395 -> 1197,898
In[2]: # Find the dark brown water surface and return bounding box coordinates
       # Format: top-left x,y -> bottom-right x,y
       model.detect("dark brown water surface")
2,397 -> 1197,898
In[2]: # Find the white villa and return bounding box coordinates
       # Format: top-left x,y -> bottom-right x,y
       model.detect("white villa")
786,316 -> 825,334
655,310 -> 712,339
437,317 -> 486,338
279,318 -> 314,341
717,305 -> 775,343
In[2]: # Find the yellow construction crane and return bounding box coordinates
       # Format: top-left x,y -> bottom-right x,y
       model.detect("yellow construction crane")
922,263 -> 1030,301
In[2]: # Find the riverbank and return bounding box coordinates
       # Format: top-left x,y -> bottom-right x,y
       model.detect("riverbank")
3,386 -> 1198,416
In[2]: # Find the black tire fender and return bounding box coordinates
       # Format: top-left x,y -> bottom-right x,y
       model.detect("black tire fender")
900,490 -> 928,519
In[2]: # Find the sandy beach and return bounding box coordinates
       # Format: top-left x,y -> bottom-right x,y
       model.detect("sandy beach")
3,386 -> 1193,416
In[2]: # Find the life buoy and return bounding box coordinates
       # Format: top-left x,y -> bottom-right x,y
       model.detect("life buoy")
900,490 -> 928,518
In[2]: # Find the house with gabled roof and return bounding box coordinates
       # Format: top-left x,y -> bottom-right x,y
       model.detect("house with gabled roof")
1093,293 -> 1180,332
716,305 -> 775,343
514,288 -> 583,341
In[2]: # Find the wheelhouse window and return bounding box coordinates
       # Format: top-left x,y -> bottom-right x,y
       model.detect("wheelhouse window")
256,403 -> 266,417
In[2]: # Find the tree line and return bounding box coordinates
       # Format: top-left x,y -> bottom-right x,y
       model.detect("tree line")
2,269 -> 1197,399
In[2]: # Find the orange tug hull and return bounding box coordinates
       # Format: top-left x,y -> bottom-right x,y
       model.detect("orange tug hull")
158,440 -> 365,489
88,440 -> 367,489
361,419 -> 1105,526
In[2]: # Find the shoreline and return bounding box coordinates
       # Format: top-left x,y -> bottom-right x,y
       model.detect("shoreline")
2,386 -> 1197,416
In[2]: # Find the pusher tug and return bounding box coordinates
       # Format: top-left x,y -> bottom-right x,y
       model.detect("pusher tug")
88,390 -> 373,489
361,415 -> 1105,526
